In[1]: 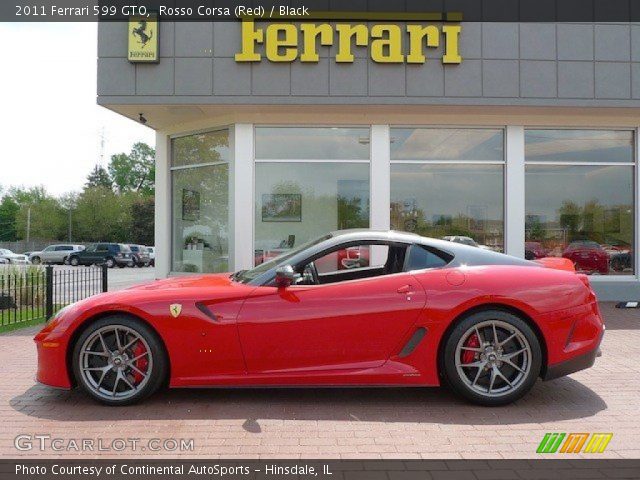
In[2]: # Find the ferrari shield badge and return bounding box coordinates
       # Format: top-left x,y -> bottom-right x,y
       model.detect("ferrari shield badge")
169,304 -> 182,318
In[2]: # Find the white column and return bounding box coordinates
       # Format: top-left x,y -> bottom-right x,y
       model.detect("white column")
231,124 -> 255,271
505,126 -> 526,258
154,131 -> 171,278
370,125 -> 391,265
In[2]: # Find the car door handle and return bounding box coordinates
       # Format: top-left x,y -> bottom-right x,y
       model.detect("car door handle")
397,285 -> 414,294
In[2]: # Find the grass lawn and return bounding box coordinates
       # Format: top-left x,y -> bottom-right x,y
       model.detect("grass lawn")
0,306 -> 48,333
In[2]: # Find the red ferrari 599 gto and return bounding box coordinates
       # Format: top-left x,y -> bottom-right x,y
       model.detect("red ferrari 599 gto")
35,230 -> 604,406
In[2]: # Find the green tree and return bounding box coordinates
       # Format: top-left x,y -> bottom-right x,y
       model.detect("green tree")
86,165 -> 113,190
74,187 -> 133,242
108,142 -> 155,195
15,192 -> 67,241
129,195 -> 155,245
0,194 -> 19,241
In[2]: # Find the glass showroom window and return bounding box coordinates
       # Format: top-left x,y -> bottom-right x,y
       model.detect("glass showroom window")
525,129 -> 635,275
390,128 -> 505,252
254,127 -> 370,265
171,129 -> 230,273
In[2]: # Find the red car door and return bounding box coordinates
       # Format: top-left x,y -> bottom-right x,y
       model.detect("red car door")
236,272 -> 427,374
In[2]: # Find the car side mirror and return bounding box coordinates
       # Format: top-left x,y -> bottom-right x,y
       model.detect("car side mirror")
275,265 -> 299,288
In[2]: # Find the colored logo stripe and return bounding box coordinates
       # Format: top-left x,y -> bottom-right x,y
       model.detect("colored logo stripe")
583,433 -> 613,453
560,433 -> 589,453
537,433 -> 566,453
537,433 -> 613,454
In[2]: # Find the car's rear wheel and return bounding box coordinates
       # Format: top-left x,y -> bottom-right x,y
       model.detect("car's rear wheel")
442,310 -> 541,406
105,257 -> 115,268
69,256 -> 79,267
72,316 -> 167,406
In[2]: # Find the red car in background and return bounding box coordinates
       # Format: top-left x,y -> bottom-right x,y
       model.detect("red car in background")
524,242 -> 547,260
35,230 -> 604,407
562,240 -> 609,275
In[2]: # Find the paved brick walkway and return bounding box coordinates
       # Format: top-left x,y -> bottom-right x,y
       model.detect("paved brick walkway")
1,303 -> 638,459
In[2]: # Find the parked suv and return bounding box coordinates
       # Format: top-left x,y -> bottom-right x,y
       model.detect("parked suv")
29,244 -> 85,265
68,243 -> 133,268
128,244 -> 151,267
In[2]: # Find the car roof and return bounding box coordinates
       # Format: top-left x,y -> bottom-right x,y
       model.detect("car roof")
324,230 -> 534,268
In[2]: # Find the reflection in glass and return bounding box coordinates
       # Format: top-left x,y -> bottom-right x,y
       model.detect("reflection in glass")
391,128 -> 504,161
390,164 -> 504,252
525,165 -> 634,275
172,130 -> 230,167
255,127 -> 370,160
525,130 -> 633,163
254,163 -> 370,265
171,167 -> 230,273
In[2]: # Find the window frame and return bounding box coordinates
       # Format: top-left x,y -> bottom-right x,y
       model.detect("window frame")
389,126 -> 507,253
523,126 -> 638,281
169,127 -> 232,274
252,125 -> 373,269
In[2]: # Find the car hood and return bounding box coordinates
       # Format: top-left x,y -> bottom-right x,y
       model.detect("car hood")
108,273 -> 253,302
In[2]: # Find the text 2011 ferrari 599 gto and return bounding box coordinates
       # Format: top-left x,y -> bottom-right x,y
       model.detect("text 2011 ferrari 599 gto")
35,230 -> 604,406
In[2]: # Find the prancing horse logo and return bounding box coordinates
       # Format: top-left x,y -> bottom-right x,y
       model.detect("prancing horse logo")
132,21 -> 153,48
169,304 -> 182,318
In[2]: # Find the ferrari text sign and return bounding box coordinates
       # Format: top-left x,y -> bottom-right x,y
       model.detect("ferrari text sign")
235,20 -> 462,64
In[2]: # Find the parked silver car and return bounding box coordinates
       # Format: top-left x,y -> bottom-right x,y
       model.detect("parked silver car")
29,244 -> 85,265
147,246 -> 155,266
0,249 -> 30,265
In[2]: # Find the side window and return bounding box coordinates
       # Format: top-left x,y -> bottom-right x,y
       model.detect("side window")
404,245 -> 451,271
96,244 -> 109,252
297,242 -> 408,286
43,246 -> 54,252
314,245 -> 388,275
85,245 -> 97,253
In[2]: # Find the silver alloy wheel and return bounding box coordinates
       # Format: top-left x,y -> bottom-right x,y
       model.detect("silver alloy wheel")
106,258 -> 115,268
70,257 -> 79,266
78,325 -> 153,401
454,320 -> 532,398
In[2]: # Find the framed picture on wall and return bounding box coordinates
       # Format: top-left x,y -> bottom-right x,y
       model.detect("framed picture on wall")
262,194 -> 302,222
182,189 -> 201,221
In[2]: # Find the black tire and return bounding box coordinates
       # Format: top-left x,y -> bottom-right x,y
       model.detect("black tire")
69,256 -> 80,267
31,256 -> 41,265
72,315 -> 167,406
441,310 -> 542,406
118,263 -> 126,268
105,257 -> 116,268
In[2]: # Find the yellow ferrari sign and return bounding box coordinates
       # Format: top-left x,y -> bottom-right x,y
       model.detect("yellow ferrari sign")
128,15 -> 159,63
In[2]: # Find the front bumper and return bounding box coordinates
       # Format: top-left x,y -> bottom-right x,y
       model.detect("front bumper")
543,331 -> 604,381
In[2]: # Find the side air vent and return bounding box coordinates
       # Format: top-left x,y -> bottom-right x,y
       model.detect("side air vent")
195,302 -> 220,322
398,327 -> 427,358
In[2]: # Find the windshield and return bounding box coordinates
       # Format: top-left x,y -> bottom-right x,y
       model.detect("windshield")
233,234 -> 332,284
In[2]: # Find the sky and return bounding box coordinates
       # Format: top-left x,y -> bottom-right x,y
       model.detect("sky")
0,22 -> 155,196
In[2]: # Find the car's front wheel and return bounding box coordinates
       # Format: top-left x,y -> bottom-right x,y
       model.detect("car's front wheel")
31,256 -> 41,265
72,316 -> 167,405
442,310 -> 542,406
105,257 -> 116,268
69,256 -> 79,267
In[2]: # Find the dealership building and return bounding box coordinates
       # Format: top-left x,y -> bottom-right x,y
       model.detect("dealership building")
97,19 -> 640,300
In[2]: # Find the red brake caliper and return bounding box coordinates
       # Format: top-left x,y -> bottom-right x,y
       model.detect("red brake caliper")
131,341 -> 148,384
462,333 -> 480,364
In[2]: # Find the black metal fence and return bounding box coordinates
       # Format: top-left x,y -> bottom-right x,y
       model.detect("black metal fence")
0,265 -> 107,332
